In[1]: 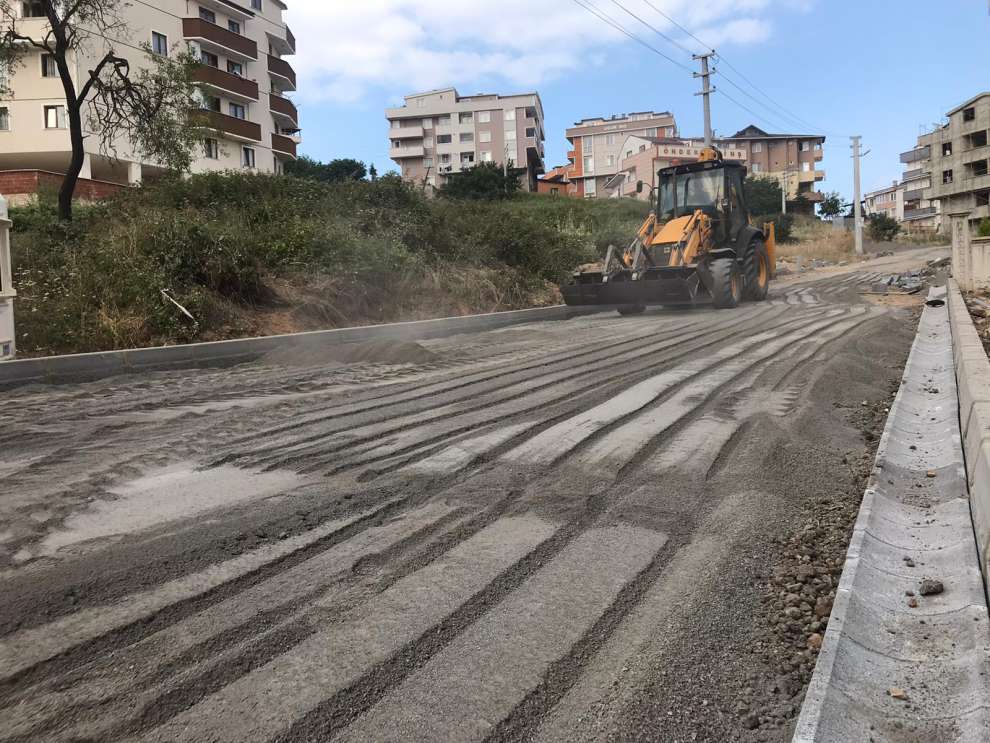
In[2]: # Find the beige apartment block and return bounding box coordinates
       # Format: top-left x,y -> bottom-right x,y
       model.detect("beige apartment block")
913,93 -> 990,234
0,0 -> 299,199
609,134 -> 748,200
864,181 -> 904,221
385,88 -> 545,191
564,110 -> 677,198
722,125 -> 825,214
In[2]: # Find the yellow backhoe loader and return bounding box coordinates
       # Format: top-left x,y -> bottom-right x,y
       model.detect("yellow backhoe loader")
562,147 -> 776,313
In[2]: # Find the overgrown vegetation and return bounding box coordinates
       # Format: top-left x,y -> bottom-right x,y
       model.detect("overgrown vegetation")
867,213 -> 901,242
439,161 -> 522,200
978,217 -> 990,238
10,174 -> 648,356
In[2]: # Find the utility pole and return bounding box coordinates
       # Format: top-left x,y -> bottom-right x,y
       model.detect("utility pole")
851,136 -> 863,255
780,171 -> 788,215
693,52 -> 716,147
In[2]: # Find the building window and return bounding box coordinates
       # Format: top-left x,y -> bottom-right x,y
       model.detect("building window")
199,7 -> 216,23
505,128 -> 516,141
478,111 -> 491,123
964,107 -> 976,122
21,1 -> 45,16
439,153 -> 451,164
606,133 -> 617,145
802,162 -> 811,172
204,137 -> 219,159
227,60 -> 243,76
43,104 -> 66,129
943,169 -> 953,184
436,134 -> 452,144
800,141 -> 810,151
944,142 -> 953,156
41,53 -> 57,77
458,112 -> 473,124
151,32 -> 168,56
423,157 -> 434,167
751,142 -> 762,153
436,115 -> 451,127
242,146 -> 255,168
504,109 -> 515,121
415,97 -> 426,108
479,131 -> 491,143
480,151 -> 492,162
203,94 -> 221,111
251,0 -> 262,9
461,152 -> 474,165
972,160 -> 989,177
969,130 -> 988,149
584,177 -> 596,196
228,19 -> 241,34
583,156 -> 594,174
607,154 -> 615,167
459,132 -> 473,143
0,106 -> 8,131
525,127 -> 536,138
229,102 -> 246,119
201,50 -> 219,67
752,163 -> 761,173
976,190 -> 989,207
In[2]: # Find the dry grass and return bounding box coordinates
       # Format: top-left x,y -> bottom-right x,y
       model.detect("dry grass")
776,229 -> 856,264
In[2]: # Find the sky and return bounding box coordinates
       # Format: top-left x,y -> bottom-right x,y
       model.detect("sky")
283,0 -> 990,202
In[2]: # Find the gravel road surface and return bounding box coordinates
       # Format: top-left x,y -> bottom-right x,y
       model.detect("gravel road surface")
0,247 -> 947,742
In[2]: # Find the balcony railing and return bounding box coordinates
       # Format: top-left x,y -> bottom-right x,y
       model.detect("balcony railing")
904,206 -> 937,220
286,26 -> 296,54
389,145 -> 424,159
903,188 -> 925,201
899,145 -> 931,164
902,168 -> 927,182
182,17 -> 257,59
271,133 -> 297,159
391,125 -> 424,140
199,109 -> 261,142
267,55 -> 297,91
269,94 -> 298,125
191,65 -> 258,100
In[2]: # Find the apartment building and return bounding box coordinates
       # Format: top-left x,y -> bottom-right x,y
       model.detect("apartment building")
899,129 -> 942,232
0,0 -> 299,201
864,181 -> 904,221
385,88 -> 545,191
564,111 -> 677,198
721,126 -> 826,214
914,93 -> 990,234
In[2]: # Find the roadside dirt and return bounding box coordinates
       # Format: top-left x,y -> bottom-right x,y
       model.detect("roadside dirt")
0,250 -> 945,742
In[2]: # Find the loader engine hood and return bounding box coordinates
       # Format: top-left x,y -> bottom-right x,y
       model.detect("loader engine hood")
650,215 -> 693,246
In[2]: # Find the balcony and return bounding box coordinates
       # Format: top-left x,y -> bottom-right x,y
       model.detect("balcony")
267,55 -> 297,91
199,109 -> 261,142
389,144 -> 425,159
903,188 -> 926,201
899,145 -> 930,164
904,206 -> 937,221
567,150 -> 576,161
271,133 -> 297,159
266,25 -> 296,56
269,94 -> 298,126
391,125 -> 424,140
182,17 -> 257,60
902,168 -> 927,182
191,65 -> 258,100
798,169 -> 825,183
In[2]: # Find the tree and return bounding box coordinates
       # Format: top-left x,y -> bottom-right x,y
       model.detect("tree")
818,191 -> 844,220
368,163 -> 378,182
978,218 -> 990,238
439,161 -> 521,200
0,1 -> 202,220
867,213 -> 901,242
285,155 -> 367,183
744,175 -> 784,215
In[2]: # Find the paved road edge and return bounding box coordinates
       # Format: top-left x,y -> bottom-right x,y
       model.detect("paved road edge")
0,305 -> 616,388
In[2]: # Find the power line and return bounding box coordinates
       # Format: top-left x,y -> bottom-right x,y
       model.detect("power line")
570,0 -> 693,74
715,88 -> 789,133
605,0 -> 695,57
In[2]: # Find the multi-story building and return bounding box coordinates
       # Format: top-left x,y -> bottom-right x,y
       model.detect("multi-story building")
609,134 -> 748,200
899,129 -> 942,232
920,93 -> 990,234
0,0 -> 299,201
385,88 -> 545,191
564,111 -> 677,198
864,181 -> 904,221
721,125 -> 826,214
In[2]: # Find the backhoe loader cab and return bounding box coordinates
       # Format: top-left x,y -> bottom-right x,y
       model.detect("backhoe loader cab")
561,147 -> 776,313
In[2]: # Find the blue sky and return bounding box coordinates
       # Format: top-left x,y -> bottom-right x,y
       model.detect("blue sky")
285,0 -> 989,201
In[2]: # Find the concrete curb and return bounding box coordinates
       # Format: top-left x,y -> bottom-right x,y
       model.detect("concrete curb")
0,304 -> 613,389
948,278 -> 990,589
793,285 -> 990,741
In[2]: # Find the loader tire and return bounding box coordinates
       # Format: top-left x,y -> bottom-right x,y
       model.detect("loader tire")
742,240 -> 770,302
710,257 -> 742,309
618,304 -> 646,316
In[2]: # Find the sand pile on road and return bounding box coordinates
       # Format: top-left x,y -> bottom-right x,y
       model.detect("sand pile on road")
260,338 -> 439,368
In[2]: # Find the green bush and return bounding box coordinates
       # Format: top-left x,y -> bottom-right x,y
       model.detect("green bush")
978,217 -> 990,238
867,213 -> 901,242
10,173 -> 648,355
756,213 -> 795,243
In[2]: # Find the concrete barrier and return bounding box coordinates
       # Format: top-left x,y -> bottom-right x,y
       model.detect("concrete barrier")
0,304 -> 615,389
794,285 -> 990,741
948,278 -> 990,589
950,209 -> 990,292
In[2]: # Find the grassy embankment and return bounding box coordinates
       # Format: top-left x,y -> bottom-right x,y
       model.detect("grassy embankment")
10,174 -> 649,357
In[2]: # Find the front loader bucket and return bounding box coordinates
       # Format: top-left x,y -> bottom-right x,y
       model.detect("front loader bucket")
562,267 -> 707,308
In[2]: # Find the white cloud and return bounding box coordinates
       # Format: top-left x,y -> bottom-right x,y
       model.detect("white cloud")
284,0 -> 802,104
